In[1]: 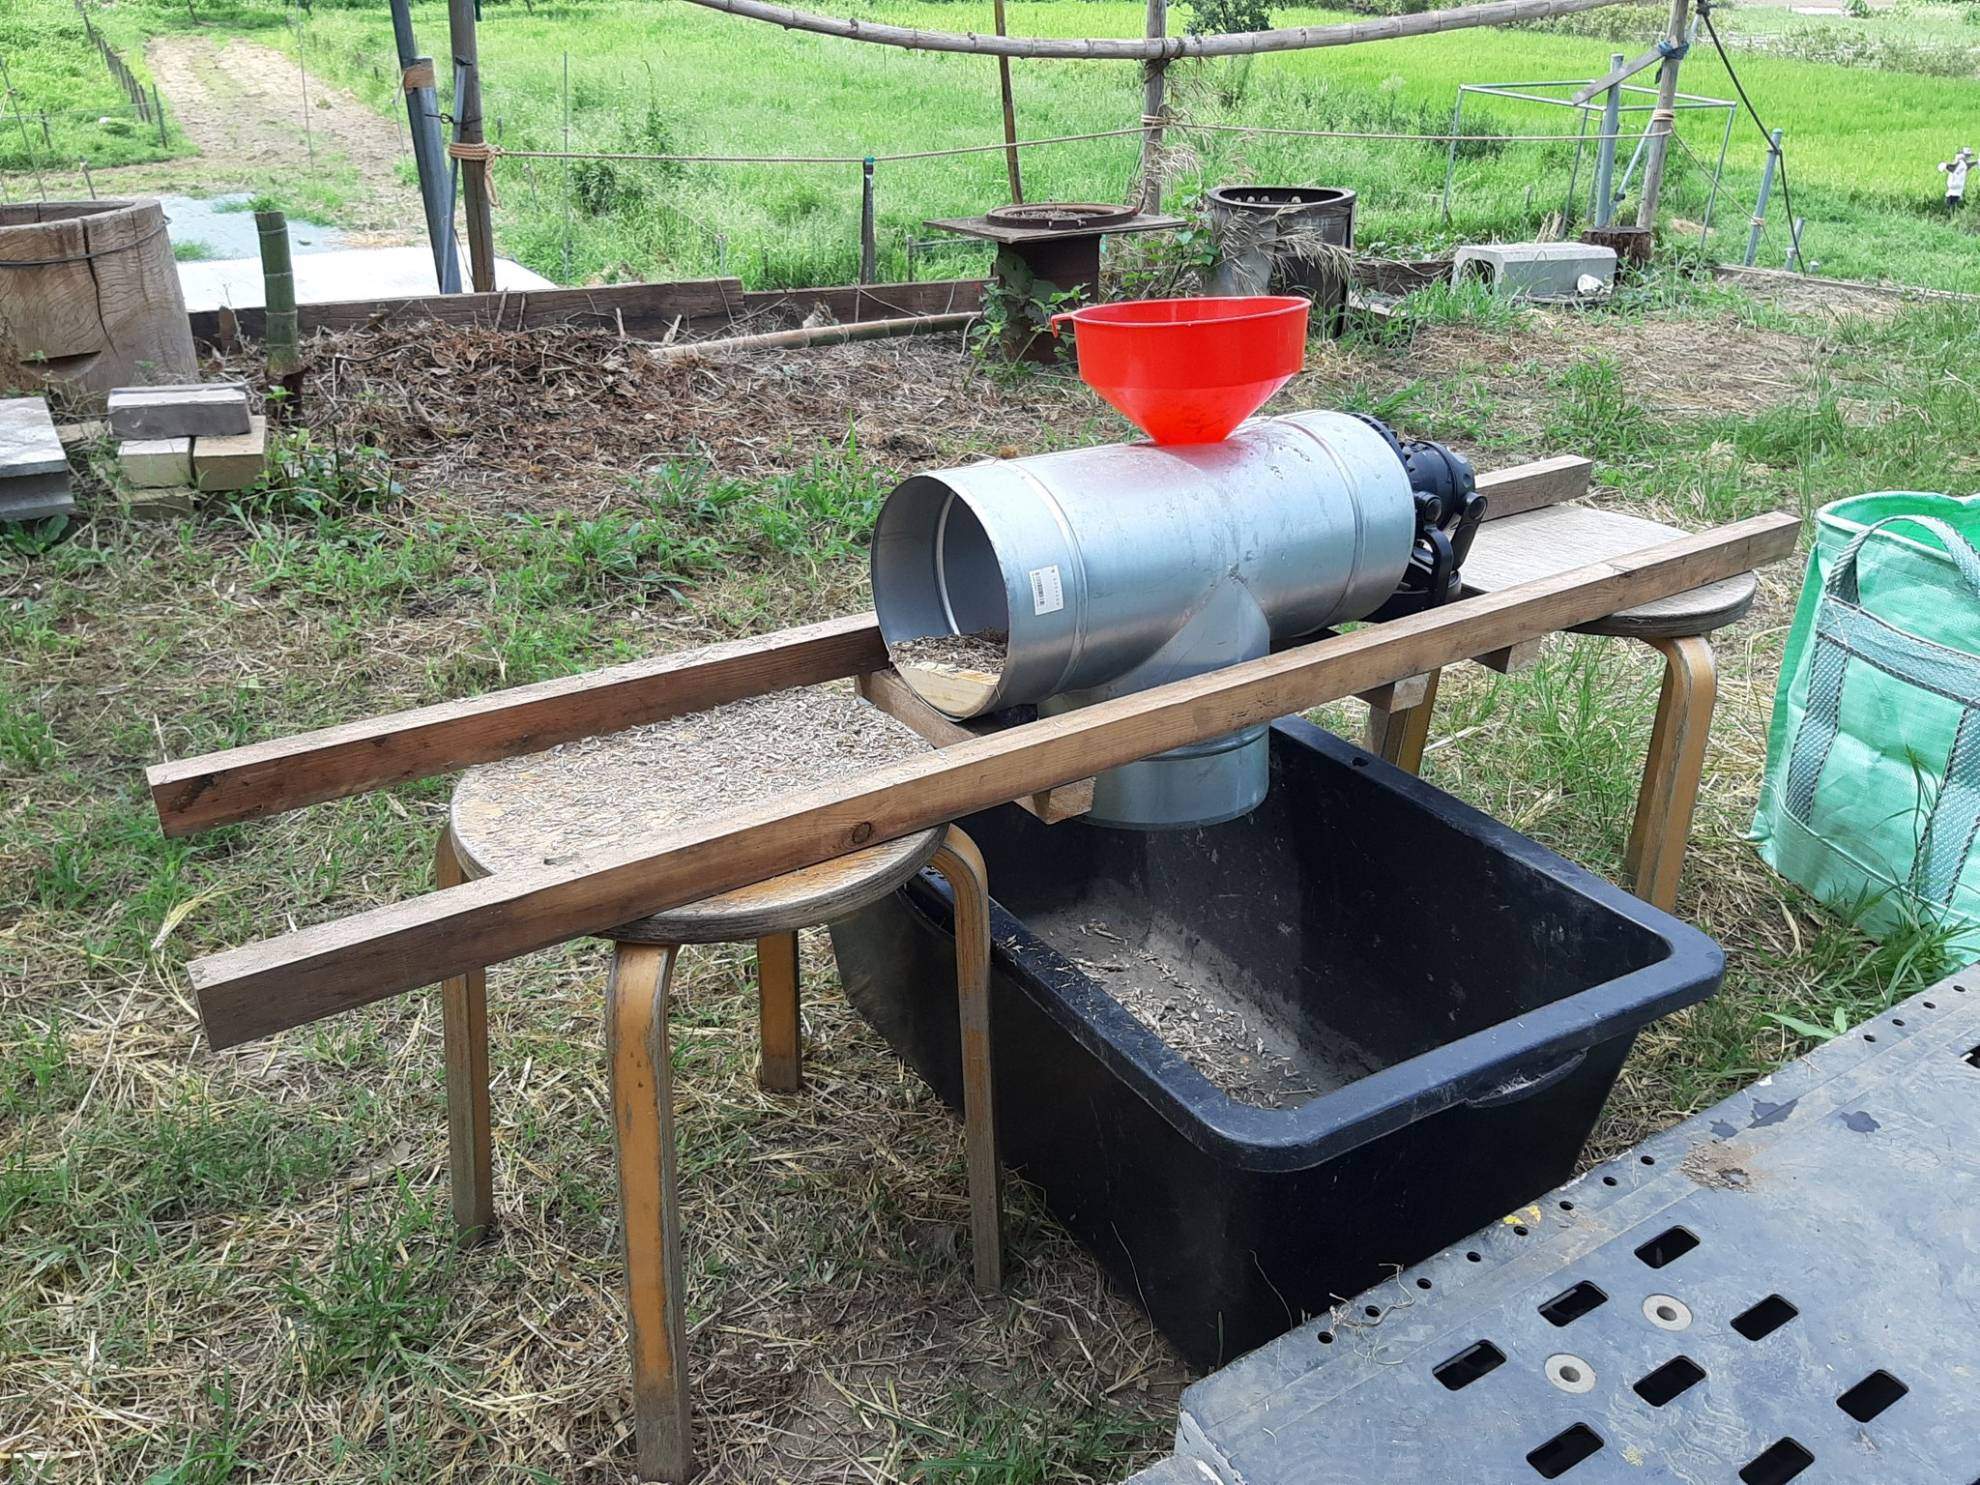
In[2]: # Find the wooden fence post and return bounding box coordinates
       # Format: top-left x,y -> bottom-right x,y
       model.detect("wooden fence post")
992,0 -> 1022,202
1139,0 -> 1169,213
1634,0 -> 1690,229
447,0 -> 498,292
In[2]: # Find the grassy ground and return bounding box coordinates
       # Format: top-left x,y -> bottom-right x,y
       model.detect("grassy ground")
4,268 -> 1976,1480
0,0 -> 183,175
17,0 -> 1978,289
281,0 -> 1980,289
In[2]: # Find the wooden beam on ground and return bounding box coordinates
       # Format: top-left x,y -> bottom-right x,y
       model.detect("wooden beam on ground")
149,453 -> 1594,837
185,512 -> 1798,1050
148,613 -> 887,837
1477,455 -> 1593,521
184,278 -> 987,351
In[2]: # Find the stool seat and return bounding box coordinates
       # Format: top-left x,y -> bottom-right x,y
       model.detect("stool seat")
449,688 -> 944,945
1463,505 -> 1758,639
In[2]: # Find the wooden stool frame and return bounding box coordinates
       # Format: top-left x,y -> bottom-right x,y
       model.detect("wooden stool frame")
435,822 -> 1000,1482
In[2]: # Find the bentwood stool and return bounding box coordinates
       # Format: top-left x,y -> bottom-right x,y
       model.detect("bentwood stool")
433,693 -> 1002,1482
1367,505 -> 1758,912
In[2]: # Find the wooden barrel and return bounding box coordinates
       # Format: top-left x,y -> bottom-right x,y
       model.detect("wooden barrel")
0,198 -> 196,395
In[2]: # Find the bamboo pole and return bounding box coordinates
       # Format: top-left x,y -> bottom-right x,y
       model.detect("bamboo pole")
447,0 -> 498,291
652,310 -> 977,359
675,0 -> 1633,59
992,0 -> 1022,202
1634,0 -> 1690,229
256,209 -> 304,411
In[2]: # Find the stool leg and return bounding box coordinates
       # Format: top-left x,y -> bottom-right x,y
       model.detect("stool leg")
607,941 -> 693,1483
1625,635 -> 1718,914
754,932 -> 802,1093
434,827 -> 494,1245
1367,667 -> 1441,775
929,827 -> 1003,1294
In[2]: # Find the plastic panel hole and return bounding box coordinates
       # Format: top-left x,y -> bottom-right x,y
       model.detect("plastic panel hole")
1864,1034 -> 1877,1043
1317,1330 -> 1334,1344
1602,1175 -> 1619,1186
1559,1200 -> 1575,1211
1640,1154 -> 1657,1165
1538,1281 -> 1609,1328
1433,1339 -> 1506,1391
1922,1001 -> 1936,1009
1634,1226 -> 1700,1269
1513,1224 -> 1530,1236
1739,1438 -> 1814,1485
1416,1277 -> 1433,1290
1633,1356 -> 1706,1407
1837,1369 -> 1908,1423
1363,1304 -> 1381,1318
1466,1251 -> 1483,1262
1892,1018 -> 1905,1027
1731,1294 -> 1799,1341
1527,1423 -> 1604,1479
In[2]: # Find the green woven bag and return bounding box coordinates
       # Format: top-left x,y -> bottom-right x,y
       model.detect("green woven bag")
1751,492 -> 1980,953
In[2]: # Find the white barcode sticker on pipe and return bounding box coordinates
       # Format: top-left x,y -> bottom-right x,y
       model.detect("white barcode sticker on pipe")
1028,564 -> 1064,616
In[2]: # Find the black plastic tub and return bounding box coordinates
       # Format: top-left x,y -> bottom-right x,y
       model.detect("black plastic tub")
830,719 -> 1723,1370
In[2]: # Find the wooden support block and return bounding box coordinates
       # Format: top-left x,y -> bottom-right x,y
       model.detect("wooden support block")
857,668 -> 1095,823
1357,673 -> 1430,713
178,512 -> 1801,1050
108,383 -> 251,440
1473,637 -> 1546,674
120,437 -> 193,489
193,416 -> 269,492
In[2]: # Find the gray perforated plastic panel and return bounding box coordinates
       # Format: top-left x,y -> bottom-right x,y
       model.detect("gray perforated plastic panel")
1134,970 -> 1980,1485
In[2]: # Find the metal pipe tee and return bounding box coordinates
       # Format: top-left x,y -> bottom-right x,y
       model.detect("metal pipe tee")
871,410 -> 1421,830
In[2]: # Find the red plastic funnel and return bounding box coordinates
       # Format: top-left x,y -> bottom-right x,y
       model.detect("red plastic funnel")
1049,296 -> 1309,444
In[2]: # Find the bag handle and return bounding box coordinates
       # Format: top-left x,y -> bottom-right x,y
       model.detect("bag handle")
1828,513 -> 1980,608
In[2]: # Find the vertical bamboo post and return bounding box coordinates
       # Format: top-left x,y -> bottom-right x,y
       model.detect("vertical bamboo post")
1138,0 -> 1169,213
1743,127 -> 1781,267
992,0 -> 1022,203
448,0 -> 498,291
152,86 -> 166,146
256,209 -> 304,412
859,157 -> 877,284
1634,0 -> 1691,230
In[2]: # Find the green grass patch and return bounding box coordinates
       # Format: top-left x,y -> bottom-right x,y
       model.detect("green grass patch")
0,0 -> 184,171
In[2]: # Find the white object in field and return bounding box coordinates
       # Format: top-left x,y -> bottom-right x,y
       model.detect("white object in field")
175,245 -> 555,314
1452,242 -> 1619,302
1943,147 -> 1973,207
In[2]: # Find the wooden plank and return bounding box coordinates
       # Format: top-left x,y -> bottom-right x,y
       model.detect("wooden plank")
149,611 -> 888,837
149,452 -> 1584,837
184,278 -> 748,348
185,512 -> 1799,1049
1476,455 -> 1593,521
184,277 -> 988,349
856,668 -> 1094,823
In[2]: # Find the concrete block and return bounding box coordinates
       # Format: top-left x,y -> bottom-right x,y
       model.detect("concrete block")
108,382 -> 251,439
55,419 -> 110,445
1,396 -> 68,479
192,416 -> 269,492
122,488 -> 198,519
120,437 -> 193,489
1452,242 -> 1617,302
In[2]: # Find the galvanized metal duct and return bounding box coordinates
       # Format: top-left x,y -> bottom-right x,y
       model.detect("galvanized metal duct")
870,409 -> 1421,829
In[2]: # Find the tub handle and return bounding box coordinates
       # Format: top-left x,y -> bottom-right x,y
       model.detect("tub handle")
1462,1048 -> 1588,1109
1048,313 -> 1075,337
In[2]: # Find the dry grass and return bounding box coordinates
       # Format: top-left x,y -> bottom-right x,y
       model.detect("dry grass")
5,268 -> 1971,1481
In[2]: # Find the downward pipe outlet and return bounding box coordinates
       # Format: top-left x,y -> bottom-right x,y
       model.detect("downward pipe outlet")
871,409 -> 1423,829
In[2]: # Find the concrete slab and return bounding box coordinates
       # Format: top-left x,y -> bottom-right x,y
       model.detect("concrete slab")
0,471 -> 76,523
177,245 -> 555,314
1,397 -> 68,479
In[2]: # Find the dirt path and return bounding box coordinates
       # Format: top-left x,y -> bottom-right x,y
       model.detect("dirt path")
70,33 -> 422,239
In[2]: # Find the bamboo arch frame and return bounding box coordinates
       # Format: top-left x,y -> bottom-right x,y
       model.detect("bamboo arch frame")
677,0 -> 1634,60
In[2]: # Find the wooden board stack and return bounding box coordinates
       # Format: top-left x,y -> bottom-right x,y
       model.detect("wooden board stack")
0,396 -> 75,523
110,382 -> 268,502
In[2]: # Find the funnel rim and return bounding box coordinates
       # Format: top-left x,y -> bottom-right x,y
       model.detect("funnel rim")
1050,294 -> 1309,335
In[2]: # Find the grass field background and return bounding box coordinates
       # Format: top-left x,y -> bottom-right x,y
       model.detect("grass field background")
52,0 -> 1980,291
